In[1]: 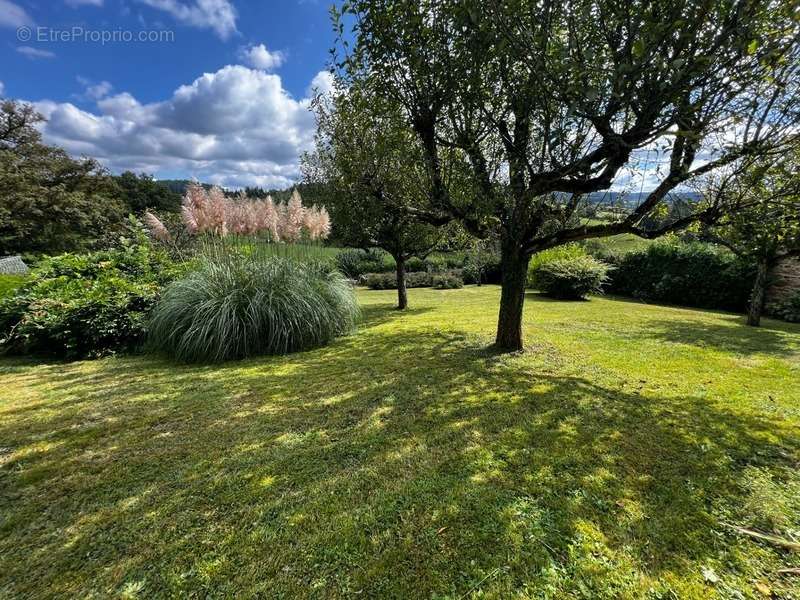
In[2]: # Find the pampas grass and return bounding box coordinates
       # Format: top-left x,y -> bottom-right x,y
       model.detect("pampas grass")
148,251 -> 359,363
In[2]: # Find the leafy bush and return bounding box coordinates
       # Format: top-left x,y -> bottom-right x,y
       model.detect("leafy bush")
406,256 -> 427,272
605,239 -> 755,311
0,239 -> 176,359
433,273 -> 464,289
361,271 -> 434,289
148,255 -> 359,363
767,291 -> 800,323
335,248 -> 393,279
528,250 -> 610,300
463,244 -> 501,285
0,275 -> 27,300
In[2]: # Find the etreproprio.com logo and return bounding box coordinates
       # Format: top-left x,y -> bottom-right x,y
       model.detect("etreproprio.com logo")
17,26 -> 175,45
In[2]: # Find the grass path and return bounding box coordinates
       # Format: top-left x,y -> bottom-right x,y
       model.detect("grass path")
1,287 -> 799,598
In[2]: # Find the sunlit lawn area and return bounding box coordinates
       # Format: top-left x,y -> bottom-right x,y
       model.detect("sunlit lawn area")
1,287 -> 799,598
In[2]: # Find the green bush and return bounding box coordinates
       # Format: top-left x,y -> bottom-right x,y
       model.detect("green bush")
361,271 -> 434,289
432,273 -> 464,289
528,250 -> 610,299
406,256 -> 427,272
148,255 -> 359,363
0,275 -> 27,300
335,248 -> 393,279
767,291 -> 800,323
605,239 -> 755,311
0,240 -> 176,359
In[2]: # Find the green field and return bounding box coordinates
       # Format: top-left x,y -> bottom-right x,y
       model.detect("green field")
1,287 -> 799,598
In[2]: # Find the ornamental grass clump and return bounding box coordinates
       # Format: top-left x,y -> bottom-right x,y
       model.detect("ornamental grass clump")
148,252 -> 359,363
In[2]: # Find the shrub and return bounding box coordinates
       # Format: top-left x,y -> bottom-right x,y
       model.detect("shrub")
606,239 -> 755,311
433,273 -> 464,289
463,245 -> 501,285
767,291 -> 800,323
335,248 -> 393,279
406,256 -> 427,272
148,255 -> 359,363
529,254 -> 611,299
361,271 -> 434,289
0,240 -> 176,359
0,275 -> 27,300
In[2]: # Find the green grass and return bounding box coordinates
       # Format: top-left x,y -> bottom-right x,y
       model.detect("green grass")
2,287 -> 799,598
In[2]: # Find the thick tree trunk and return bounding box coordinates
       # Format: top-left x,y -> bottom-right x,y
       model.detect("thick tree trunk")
747,258 -> 769,327
494,243 -> 530,351
395,255 -> 408,310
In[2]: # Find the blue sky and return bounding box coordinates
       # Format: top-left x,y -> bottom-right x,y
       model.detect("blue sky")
0,0 -> 338,188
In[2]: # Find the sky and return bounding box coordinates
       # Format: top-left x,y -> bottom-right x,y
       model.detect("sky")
0,0 -> 338,189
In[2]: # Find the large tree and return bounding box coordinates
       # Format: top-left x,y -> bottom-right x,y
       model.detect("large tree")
701,155 -> 800,326
0,99 -> 123,255
334,0 -> 800,350
303,85 -> 443,309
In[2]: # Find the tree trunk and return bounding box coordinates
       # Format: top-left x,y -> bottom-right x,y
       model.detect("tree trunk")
747,258 -> 769,327
494,242 -> 530,351
395,255 -> 408,310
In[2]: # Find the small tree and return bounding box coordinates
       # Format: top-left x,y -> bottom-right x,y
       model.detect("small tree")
303,85 -> 443,309
702,156 -> 800,326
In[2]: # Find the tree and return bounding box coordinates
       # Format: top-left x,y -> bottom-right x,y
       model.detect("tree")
0,99 -> 124,255
303,85 -> 443,309
113,171 -> 182,214
701,155 -> 800,326
334,0 -> 800,350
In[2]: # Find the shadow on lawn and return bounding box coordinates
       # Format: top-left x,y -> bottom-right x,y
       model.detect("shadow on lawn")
633,316 -> 800,358
1,303 -> 798,597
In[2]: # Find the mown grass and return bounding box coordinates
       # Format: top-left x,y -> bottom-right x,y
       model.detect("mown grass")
1,287 -> 799,598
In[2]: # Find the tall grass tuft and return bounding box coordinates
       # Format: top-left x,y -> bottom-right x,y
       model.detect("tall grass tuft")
148,251 -> 359,363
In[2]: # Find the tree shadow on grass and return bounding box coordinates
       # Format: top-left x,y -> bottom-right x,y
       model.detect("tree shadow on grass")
628,316 -> 800,358
1,324 -> 798,597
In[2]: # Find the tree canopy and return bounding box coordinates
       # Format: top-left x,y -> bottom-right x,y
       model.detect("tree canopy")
334,0 -> 800,349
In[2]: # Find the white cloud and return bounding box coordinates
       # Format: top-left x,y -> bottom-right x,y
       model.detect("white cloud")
239,44 -> 286,71
0,0 -> 34,28
34,66 -> 327,189
65,0 -> 104,6
307,70 -> 334,97
0,81 -> 5,96
137,0 -> 238,40
17,46 -> 56,59
77,77 -> 114,101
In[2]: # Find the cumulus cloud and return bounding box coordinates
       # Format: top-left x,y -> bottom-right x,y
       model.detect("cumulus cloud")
137,0 -> 238,40
239,44 -> 286,71
307,70 -> 334,97
17,46 -> 56,59
77,77 -> 114,101
0,0 -> 34,28
35,67 -> 334,189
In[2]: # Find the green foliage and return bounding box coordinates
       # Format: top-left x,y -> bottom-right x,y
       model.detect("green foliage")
0,238 -> 176,359
362,271 -> 433,290
767,291 -> 800,323
432,273 -> 464,289
529,254 -> 611,300
0,275 -> 27,299
112,171 -> 183,214
335,248 -> 393,279
607,240 -> 756,311
148,254 -> 359,363
0,99 -> 125,255
462,241 -> 501,285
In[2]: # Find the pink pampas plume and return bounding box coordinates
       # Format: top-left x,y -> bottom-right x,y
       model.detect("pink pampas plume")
143,210 -> 171,242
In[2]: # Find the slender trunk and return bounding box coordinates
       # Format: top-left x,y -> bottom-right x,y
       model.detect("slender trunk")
747,258 -> 769,327
395,255 -> 408,310
495,241 -> 530,351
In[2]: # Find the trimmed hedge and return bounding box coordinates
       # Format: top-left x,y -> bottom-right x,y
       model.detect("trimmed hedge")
361,271 -> 435,289
602,240 -> 755,311
433,273 -> 464,289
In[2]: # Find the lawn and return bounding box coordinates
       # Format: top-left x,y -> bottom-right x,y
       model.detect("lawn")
1,287 -> 799,598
